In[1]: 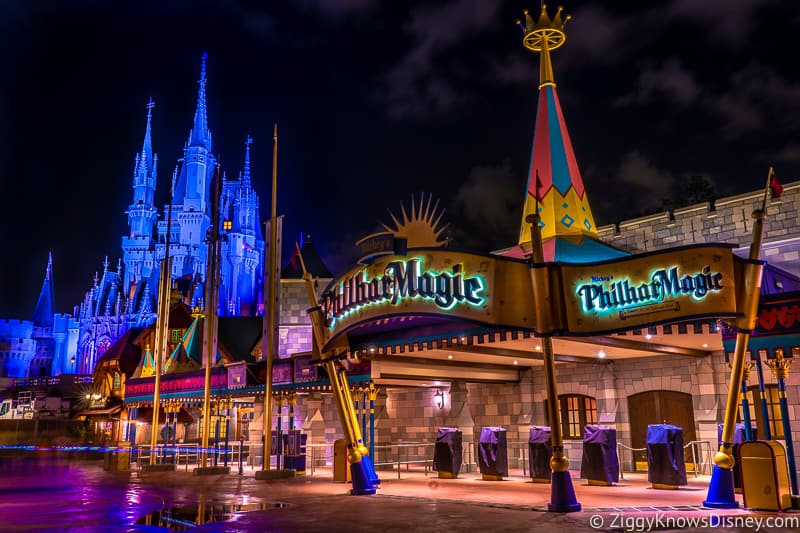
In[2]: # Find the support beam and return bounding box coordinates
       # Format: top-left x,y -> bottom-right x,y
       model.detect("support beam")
447,344 -> 602,364
573,336 -> 710,358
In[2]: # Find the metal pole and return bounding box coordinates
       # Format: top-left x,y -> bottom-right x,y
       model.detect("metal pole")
754,355 -> 772,440
368,384 -> 378,460
740,363 -> 754,440
261,124 -> 279,472
767,350 -> 798,495
705,170 -> 770,507
527,213 -> 580,512
224,400 -> 230,468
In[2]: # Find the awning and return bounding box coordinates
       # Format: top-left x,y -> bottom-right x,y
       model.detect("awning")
134,407 -> 194,424
77,405 -> 122,417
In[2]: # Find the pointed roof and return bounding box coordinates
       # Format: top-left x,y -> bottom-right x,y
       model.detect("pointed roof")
188,52 -> 211,149
282,234 -> 333,279
242,135 -> 253,188
505,6 -> 626,263
164,316 -> 202,373
141,97 -> 155,172
32,253 -> 55,327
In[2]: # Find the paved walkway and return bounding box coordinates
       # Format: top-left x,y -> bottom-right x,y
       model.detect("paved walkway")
3,457 -> 799,532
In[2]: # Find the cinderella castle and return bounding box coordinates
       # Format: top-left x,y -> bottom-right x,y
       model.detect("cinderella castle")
0,54 -> 265,379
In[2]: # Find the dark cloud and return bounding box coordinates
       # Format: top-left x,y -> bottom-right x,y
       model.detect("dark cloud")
450,158 -> 521,249
383,0 -> 502,119
664,0 -> 775,45
615,151 -> 675,210
615,57 -> 701,107
293,0 -> 375,15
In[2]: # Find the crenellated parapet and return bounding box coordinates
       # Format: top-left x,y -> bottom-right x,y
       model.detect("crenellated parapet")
598,180 -> 800,276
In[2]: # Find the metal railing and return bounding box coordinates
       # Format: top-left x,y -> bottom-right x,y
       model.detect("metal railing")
134,442 -> 248,471
373,442 -> 435,479
616,440 -> 713,479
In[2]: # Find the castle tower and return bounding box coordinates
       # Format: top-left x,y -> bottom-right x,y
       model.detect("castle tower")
169,52 -> 216,281
31,253 -> 56,377
506,5 -> 625,262
220,136 -> 264,315
123,98 -> 159,293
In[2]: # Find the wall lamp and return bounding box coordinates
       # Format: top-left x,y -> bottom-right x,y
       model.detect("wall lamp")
434,388 -> 445,410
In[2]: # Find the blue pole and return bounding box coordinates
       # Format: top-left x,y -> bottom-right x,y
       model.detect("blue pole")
741,377 -> 753,441
224,405 -> 230,468
369,387 -> 376,460
777,377 -> 798,495
360,388 -> 367,441
754,356 -> 772,440
214,403 -> 221,467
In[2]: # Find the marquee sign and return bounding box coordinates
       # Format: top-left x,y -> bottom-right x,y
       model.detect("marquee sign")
321,250 -> 537,346
559,245 -> 739,334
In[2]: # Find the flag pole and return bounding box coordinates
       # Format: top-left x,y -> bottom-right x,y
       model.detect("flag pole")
704,168 -> 770,508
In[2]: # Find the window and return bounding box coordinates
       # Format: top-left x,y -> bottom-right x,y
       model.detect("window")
223,220 -> 232,231
113,373 -> 121,390
170,329 -> 182,343
742,385 -> 783,439
545,394 -> 598,440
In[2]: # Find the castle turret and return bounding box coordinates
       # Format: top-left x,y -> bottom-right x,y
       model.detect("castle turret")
123,98 -> 160,293
31,253 -> 56,377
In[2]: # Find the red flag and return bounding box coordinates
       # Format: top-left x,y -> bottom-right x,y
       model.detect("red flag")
770,173 -> 783,199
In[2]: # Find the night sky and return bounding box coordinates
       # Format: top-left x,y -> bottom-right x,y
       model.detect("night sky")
1,0 -> 798,318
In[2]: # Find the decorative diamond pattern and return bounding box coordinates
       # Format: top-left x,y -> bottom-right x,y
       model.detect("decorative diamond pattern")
560,214 -> 575,228
584,218 -> 592,231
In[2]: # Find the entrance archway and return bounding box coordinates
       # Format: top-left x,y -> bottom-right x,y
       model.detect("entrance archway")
628,390 -> 696,469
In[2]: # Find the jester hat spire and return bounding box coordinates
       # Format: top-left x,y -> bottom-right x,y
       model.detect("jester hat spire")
516,5 -> 597,248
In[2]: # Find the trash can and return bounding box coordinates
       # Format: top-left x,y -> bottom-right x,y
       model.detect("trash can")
717,423 -> 757,492
333,438 -> 350,483
283,431 -> 307,475
740,441 -> 792,511
528,426 -> 552,483
580,425 -> 619,485
103,442 -> 131,471
433,427 -> 462,479
646,424 -> 687,489
478,427 -> 508,480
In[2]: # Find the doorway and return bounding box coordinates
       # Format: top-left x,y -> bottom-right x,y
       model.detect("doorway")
627,390 -> 696,469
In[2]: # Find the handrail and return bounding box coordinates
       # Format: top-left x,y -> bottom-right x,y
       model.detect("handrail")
616,439 -> 714,479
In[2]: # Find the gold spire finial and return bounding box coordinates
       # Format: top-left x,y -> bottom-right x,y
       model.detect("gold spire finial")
517,4 -> 571,88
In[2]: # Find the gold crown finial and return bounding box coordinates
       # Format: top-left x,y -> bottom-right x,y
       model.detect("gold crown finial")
518,4 -> 570,53
517,5 -> 571,88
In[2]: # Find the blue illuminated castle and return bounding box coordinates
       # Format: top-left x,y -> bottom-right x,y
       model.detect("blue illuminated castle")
72,54 -> 265,374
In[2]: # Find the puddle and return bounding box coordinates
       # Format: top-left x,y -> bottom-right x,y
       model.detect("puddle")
135,502 -> 289,530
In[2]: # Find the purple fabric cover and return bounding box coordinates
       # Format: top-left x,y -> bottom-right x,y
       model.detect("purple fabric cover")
528,426 -> 552,479
646,424 -> 687,486
580,425 -> 620,483
478,427 -> 508,476
433,427 -> 462,475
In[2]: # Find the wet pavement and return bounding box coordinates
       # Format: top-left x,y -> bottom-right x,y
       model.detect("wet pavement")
1,454 -> 799,532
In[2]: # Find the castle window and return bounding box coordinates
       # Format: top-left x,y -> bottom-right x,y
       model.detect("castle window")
170,329 -> 182,343
113,373 -> 121,390
223,220 -> 232,231
545,394 -> 598,440
742,385 -> 784,439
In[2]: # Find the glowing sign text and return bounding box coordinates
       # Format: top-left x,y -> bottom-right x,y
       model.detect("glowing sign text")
576,265 -> 724,313
323,258 -> 485,326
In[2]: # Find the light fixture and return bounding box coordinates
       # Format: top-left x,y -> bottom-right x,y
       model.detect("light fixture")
513,360 -> 518,365
702,343 -> 709,348
535,345 -> 542,351
434,389 -> 444,410
598,350 -> 606,359
70,356 -> 76,365
645,334 -> 653,340
447,354 -> 453,360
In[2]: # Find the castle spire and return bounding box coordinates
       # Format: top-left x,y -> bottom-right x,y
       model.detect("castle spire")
189,52 -> 210,149
514,5 -> 599,254
242,135 -> 253,187
142,97 -> 155,170
32,253 -> 55,328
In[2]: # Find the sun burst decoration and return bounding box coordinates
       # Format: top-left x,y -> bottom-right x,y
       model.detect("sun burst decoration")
382,193 -> 449,248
